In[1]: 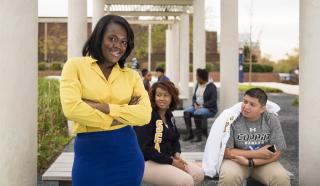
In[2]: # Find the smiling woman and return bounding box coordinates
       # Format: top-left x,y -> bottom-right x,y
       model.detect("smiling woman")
60,15 -> 151,186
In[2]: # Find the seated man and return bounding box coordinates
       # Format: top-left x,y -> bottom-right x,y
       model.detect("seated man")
155,67 -> 170,82
183,68 -> 217,142
218,88 -> 290,186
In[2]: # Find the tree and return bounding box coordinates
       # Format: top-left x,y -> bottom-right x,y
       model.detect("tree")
243,43 -> 258,63
131,25 -> 148,60
152,24 -> 167,53
274,48 -> 299,73
38,23 -> 67,62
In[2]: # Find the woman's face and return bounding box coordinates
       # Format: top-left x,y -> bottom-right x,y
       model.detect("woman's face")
155,87 -> 172,111
101,23 -> 127,64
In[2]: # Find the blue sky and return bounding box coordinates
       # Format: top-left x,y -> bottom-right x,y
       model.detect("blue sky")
38,0 -> 299,61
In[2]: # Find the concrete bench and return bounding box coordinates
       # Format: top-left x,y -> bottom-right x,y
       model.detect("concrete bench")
42,152 -> 204,186
42,152 -> 293,186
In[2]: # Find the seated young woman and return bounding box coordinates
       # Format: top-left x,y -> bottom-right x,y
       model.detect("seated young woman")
134,81 -> 204,186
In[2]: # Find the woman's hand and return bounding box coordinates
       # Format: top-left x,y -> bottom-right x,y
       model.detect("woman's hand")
231,155 -> 249,166
194,103 -> 201,110
173,153 -> 187,165
172,158 -> 187,172
129,96 -> 141,105
82,99 -> 109,114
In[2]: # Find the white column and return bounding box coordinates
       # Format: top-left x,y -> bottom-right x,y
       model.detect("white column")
92,0 -> 105,30
171,23 -> 180,86
68,0 -> 87,58
148,24 -> 152,71
0,0 -> 37,185
166,28 -> 173,81
220,0 -> 239,110
68,0 -> 87,134
300,0 -> 320,185
193,0 -> 206,85
179,14 -> 190,98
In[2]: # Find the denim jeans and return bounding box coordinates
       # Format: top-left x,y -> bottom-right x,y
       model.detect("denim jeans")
184,106 -> 215,118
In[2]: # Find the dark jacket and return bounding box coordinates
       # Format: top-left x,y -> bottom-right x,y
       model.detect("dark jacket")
192,82 -> 218,114
134,109 -> 181,165
157,75 -> 170,82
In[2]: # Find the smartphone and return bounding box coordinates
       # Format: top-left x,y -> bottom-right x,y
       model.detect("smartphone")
267,144 -> 277,153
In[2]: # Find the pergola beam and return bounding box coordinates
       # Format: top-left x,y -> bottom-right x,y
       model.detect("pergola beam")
105,0 -> 193,5
109,11 -> 185,16
38,17 -> 175,25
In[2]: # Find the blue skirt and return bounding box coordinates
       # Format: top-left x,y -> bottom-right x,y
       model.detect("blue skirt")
72,126 -> 144,186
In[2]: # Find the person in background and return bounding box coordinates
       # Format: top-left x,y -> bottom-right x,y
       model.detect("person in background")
218,88 -> 290,186
60,15 -> 152,186
141,68 -> 152,92
183,68 -> 218,142
134,81 -> 204,186
155,67 -> 170,82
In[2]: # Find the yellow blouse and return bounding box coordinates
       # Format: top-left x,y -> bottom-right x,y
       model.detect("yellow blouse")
60,57 -> 152,133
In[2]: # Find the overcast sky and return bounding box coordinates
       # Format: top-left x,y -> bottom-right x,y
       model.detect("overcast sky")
38,0 -> 299,61
206,0 -> 299,61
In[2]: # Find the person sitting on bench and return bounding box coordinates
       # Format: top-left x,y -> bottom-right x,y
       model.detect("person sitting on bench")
218,88 -> 290,186
134,81 -> 204,186
183,68 -> 218,142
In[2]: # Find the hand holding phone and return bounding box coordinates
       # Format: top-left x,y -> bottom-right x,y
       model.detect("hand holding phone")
267,144 -> 277,153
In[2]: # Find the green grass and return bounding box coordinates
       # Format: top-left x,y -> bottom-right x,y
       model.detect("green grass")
38,78 -> 72,173
239,85 -> 283,93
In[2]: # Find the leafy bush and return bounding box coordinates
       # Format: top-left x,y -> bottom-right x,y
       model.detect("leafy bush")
206,63 -> 214,72
156,62 -> 165,69
212,62 -> 220,72
189,63 -> 215,73
243,63 -> 274,73
50,62 -> 63,71
239,85 -> 283,93
38,78 -> 71,173
38,62 -> 48,71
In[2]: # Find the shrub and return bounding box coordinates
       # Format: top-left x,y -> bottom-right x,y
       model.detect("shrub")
239,85 -> 283,93
38,62 -> 48,71
189,63 -> 215,73
50,62 -> 63,71
156,62 -> 165,69
38,78 -> 71,173
243,63 -> 274,73
206,63 -> 214,72
212,62 -> 220,72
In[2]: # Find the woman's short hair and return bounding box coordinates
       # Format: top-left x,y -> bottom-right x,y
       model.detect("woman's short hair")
196,68 -> 209,82
149,81 -> 180,111
82,15 -> 134,68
